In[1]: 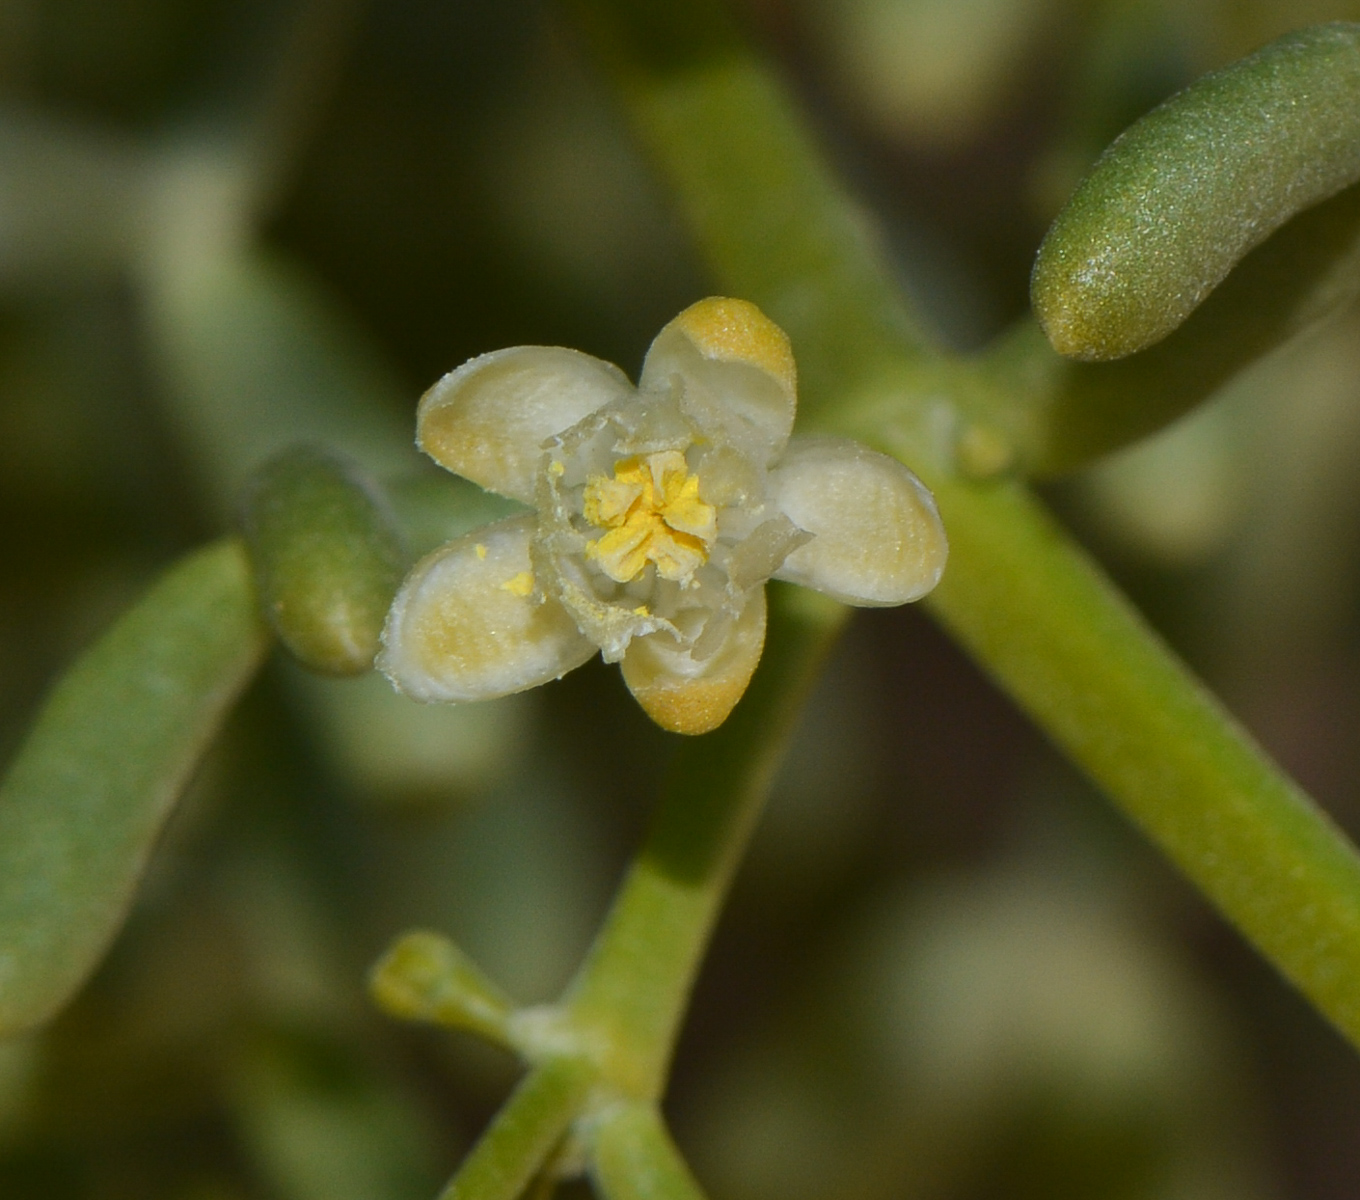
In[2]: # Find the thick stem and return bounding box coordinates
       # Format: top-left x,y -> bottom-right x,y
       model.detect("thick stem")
914,474 -> 1360,1047
564,586 -> 845,1099
437,1058 -> 594,1200
590,1104 -> 710,1200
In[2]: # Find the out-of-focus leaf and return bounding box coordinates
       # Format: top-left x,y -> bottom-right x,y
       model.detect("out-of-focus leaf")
142,245 -> 415,513
0,540 -> 267,1036
289,668 -> 535,805
802,0 -> 1063,148
0,108 -> 148,288
384,472 -> 525,560
229,1032 -> 445,1200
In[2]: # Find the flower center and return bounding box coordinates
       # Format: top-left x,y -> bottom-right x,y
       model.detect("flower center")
582,450 -> 717,584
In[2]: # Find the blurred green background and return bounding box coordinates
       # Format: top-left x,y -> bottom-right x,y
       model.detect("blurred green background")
4,0 -> 1360,1196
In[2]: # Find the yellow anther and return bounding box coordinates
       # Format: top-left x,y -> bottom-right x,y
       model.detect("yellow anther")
582,451 -> 717,584
500,571 -> 534,597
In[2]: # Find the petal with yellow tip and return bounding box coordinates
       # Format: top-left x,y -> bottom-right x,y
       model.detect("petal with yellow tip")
620,588 -> 767,735
769,436 -> 947,605
378,515 -> 595,702
418,346 -> 630,502
639,297 -> 796,467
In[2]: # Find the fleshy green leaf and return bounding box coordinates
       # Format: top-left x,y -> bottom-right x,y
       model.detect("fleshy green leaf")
1032,23 -> 1360,361
0,540 -> 267,1036
240,445 -> 407,675
143,248 -> 415,513
993,180 -> 1360,474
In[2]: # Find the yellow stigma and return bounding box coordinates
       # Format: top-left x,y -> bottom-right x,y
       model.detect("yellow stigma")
582,451 -> 717,584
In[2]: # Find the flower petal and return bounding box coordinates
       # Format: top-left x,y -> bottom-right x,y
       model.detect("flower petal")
620,587 -> 767,735
769,436 -> 947,605
639,297 -> 796,467
418,347 -> 631,502
378,515 -> 596,702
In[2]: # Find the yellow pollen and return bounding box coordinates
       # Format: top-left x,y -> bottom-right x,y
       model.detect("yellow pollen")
500,571 -> 534,597
582,451 -> 717,584
549,460 -> 565,477
474,543 -> 488,560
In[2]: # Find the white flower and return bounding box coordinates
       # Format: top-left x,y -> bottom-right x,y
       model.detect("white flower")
378,298 -> 947,735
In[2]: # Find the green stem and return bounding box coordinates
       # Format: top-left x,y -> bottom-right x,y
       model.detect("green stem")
914,476 -> 1360,1044
564,586 -> 845,1099
437,1058 -> 594,1200
590,1103 -> 710,1200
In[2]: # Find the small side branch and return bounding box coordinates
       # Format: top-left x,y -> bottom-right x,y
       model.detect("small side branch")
438,1058 -> 594,1200
590,1104 -> 709,1200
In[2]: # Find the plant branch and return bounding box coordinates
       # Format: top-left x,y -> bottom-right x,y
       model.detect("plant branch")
916,474 -> 1360,1045
437,1057 -> 594,1200
564,585 -> 845,1100
590,1103 -> 710,1200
